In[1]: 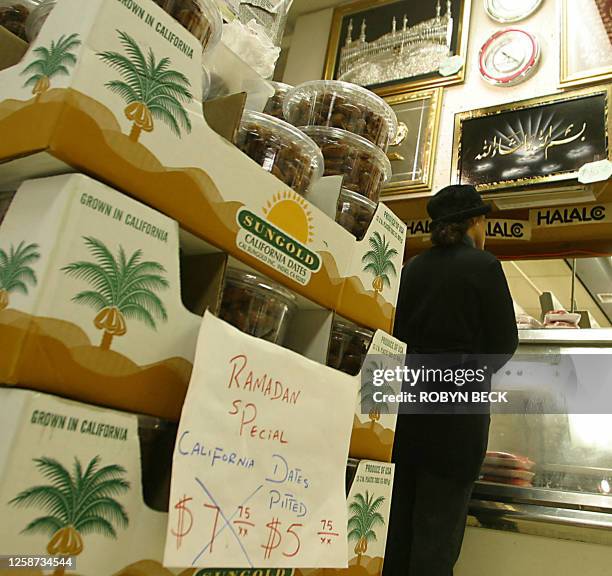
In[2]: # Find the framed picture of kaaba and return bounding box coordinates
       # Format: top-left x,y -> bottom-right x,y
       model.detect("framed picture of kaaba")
382,88 -> 443,196
323,0 -> 472,96
560,0 -> 612,88
451,85 -> 611,192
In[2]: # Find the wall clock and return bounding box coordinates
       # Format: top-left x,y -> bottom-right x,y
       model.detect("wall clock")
479,28 -> 540,86
484,0 -> 544,23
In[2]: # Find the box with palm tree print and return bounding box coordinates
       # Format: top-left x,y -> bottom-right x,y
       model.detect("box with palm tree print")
295,460 -> 394,576
350,331 -> 406,463
0,0 -> 406,335
0,386 -> 184,576
0,173 -> 201,421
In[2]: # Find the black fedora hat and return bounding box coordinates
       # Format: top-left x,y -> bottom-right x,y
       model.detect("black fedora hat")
427,184 -> 492,224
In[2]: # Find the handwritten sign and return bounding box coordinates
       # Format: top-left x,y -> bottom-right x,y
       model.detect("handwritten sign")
164,312 -> 357,569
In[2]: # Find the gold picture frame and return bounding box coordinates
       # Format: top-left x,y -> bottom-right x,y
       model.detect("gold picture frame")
382,88 -> 443,196
323,0 -> 472,97
560,0 -> 612,88
451,85 -> 612,192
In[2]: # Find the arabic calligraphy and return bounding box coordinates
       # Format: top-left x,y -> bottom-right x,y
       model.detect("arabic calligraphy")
475,122 -> 587,161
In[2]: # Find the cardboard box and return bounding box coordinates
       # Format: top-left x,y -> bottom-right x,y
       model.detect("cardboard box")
0,387 -> 173,576
179,250 -> 406,462
0,0 -> 405,334
0,26 -> 27,71
0,387 -> 393,576
0,173 -> 201,420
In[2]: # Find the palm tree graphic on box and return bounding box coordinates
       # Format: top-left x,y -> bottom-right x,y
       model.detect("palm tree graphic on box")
98,30 -> 193,142
0,241 -> 40,311
348,490 -> 385,566
61,236 -> 169,351
10,456 -> 129,576
361,232 -> 398,295
360,361 -> 396,428
21,33 -> 81,100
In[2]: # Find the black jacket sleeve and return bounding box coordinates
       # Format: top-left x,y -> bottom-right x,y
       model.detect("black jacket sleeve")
479,259 -> 519,372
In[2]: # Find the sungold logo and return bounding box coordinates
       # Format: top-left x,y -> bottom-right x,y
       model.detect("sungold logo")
237,210 -> 321,272
195,570 -> 293,576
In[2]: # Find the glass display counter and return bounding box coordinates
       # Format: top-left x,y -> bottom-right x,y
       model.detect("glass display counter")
470,329 -> 612,545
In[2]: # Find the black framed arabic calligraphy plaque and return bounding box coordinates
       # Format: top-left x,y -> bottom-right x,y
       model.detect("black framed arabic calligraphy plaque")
452,85 -> 611,192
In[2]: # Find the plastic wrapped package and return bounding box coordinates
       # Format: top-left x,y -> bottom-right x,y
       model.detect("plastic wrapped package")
222,18 -> 280,79
544,310 -> 581,329
327,318 -> 374,376
284,80 -> 398,151
219,268 -> 297,345
302,126 -> 392,203
237,0 -> 293,47
336,188 -> 377,240
235,110 -> 324,196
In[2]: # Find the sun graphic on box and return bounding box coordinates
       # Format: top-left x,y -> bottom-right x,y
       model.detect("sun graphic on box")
263,190 -> 315,244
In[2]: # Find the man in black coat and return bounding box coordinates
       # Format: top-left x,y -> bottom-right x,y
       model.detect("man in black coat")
385,185 -> 518,576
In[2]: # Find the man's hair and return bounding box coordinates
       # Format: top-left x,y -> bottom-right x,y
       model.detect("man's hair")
430,219 -> 471,246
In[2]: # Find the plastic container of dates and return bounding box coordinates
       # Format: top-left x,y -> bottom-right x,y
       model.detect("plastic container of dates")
1,0 -> 40,41
302,126 -> 391,203
152,0 -> 222,53
336,188 -> 377,241
263,81 -> 293,121
25,0 -> 223,51
235,110 -> 324,197
219,268 -> 297,346
284,80 -> 398,150
327,318 -> 374,376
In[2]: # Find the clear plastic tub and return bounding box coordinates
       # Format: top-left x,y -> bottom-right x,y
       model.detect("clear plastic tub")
336,188 -> 377,241
152,0 -> 222,53
236,110 -> 324,197
263,81 -> 293,120
302,126 -> 391,203
219,268 -> 297,345
284,80 -> 398,150
25,0 -> 222,51
326,318 -> 374,376
0,0 -> 40,41
137,415 -> 177,513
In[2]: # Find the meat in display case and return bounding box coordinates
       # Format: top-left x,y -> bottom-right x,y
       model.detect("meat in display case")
470,329 -> 612,544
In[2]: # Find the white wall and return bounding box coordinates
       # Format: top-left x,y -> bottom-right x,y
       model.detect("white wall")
283,8 -> 335,86
283,0 -> 561,197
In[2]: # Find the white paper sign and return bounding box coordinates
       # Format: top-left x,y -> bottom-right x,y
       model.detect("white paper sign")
439,55 -> 464,76
164,312 -> 357,569
578,159 -> 612,184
